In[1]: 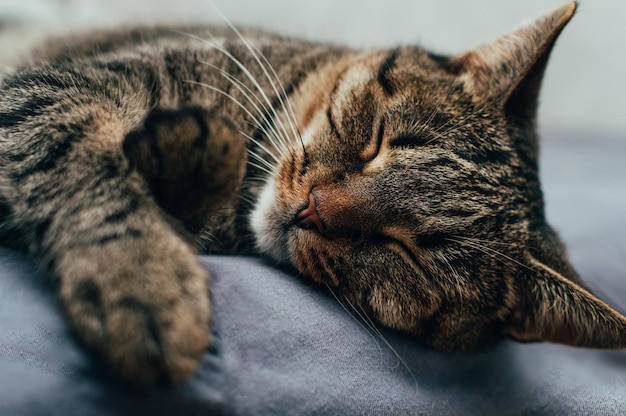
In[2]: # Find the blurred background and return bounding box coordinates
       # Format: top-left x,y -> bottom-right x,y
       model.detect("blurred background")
0,0 -> 624,136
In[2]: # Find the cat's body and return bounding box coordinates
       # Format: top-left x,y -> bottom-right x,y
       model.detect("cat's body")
1,2 -> 625,384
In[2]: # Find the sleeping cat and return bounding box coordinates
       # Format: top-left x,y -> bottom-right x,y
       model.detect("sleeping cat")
0,1 -> 624,384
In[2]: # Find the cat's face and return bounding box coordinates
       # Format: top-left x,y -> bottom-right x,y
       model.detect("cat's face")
252,48 -> 527,349
251,2 -> 626,350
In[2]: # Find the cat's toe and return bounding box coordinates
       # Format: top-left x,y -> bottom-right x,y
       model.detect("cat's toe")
105,291 -> 211,384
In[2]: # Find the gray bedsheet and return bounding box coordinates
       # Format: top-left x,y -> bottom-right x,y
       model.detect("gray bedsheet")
1,132 -> 625,415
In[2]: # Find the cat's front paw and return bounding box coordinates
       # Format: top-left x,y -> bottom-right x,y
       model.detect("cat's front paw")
122,106 -> 246,232
57,229 -> 211,383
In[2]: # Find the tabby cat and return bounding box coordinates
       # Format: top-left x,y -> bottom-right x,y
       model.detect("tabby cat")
0,1 -> 624,384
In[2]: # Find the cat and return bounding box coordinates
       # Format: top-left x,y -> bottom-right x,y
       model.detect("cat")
0,1 -> 624,384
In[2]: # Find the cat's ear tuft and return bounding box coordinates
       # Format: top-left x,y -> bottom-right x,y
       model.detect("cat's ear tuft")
507,255 -> 626,349
451,2 -> 577,120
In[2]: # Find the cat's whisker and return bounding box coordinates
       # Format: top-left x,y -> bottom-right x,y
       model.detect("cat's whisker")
247,151 -> 277,175
237,193 -> 257,206
438,252 -> 465,309
184,79 -> 261,126
184,78 -> 283,159
244,40 -> 306,154
242,121 -> 289,170
248,158 -> 277,179
199,60 -> 289,158
197,230 -> 218,252
198,34 -> 293,153
414,58 -> 468,139
420,98 -> 490,146
447,236 -> 536,273
246,160 -> 276,177
238,130 -> 282,167
183,80 -> 284,168
324,285 -> 384,359
243,175 -> 270,184
343,297 -> 419,393
179,31 -> 293,153
203,2 -> 303,152
454,235 -> 520,248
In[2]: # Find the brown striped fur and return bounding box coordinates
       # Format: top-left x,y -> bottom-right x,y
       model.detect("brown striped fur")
0,2 -> 624,383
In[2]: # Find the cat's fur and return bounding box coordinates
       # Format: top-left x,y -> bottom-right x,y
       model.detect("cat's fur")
0,2 -> 624,383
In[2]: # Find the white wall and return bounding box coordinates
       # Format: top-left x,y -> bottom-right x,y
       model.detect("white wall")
0,0 -> 624,135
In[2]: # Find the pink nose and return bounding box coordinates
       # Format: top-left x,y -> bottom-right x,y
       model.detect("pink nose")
295,192 -> 324,234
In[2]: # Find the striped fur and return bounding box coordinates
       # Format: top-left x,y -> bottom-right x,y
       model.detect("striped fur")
0,2 -> 624,383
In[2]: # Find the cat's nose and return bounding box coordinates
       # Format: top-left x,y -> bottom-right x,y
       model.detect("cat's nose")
294,192 -> 324,234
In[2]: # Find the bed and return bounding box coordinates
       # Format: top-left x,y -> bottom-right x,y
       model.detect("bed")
1,130 -> 625,415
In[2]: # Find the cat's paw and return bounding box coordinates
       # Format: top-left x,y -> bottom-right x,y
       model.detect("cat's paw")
57,228 -> 211,384
122,106 -> 246,232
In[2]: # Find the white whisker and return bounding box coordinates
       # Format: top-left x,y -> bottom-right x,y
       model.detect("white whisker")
183,80 -> 283,168
245,39 -> 303,146
247,160 -> 275,177
202,2 -> 302,148
247,150 -> 277,173
199,60 -> 288,157
324,285 -> 384,359
182,31 -> 292,152
448,236 -> 535,272
454,235 -> 520,248
343,297 -> 418,394
439,252 -> 465,308
237,193 -> 257,206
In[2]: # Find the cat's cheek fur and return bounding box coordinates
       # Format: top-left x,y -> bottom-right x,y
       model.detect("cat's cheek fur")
250,177 -> 290,261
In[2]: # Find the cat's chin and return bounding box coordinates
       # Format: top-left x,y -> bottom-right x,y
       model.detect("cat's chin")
249,177 -> 291,262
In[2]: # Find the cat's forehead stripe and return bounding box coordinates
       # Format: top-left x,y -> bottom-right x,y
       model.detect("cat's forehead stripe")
377,49 -> 401,96
335,64 -> 373,102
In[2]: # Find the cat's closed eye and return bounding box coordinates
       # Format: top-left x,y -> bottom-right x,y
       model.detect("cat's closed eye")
389,133 -> 431,148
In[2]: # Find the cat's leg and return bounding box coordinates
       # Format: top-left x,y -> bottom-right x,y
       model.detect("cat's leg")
0,99 -> 243,383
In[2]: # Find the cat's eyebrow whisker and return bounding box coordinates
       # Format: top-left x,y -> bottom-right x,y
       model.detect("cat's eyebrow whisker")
430,102 -> 490,139
414,59 -> 468,139
447,236 -> 536,273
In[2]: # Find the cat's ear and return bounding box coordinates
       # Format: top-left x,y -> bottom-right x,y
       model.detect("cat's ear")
507,256 -> 626,349
450,2 -> 576,120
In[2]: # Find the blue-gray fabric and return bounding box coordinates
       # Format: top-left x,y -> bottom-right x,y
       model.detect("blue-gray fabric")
1,133 -> 625,415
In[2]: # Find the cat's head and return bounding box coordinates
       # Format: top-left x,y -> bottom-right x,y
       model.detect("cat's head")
251,2 -> 626,350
